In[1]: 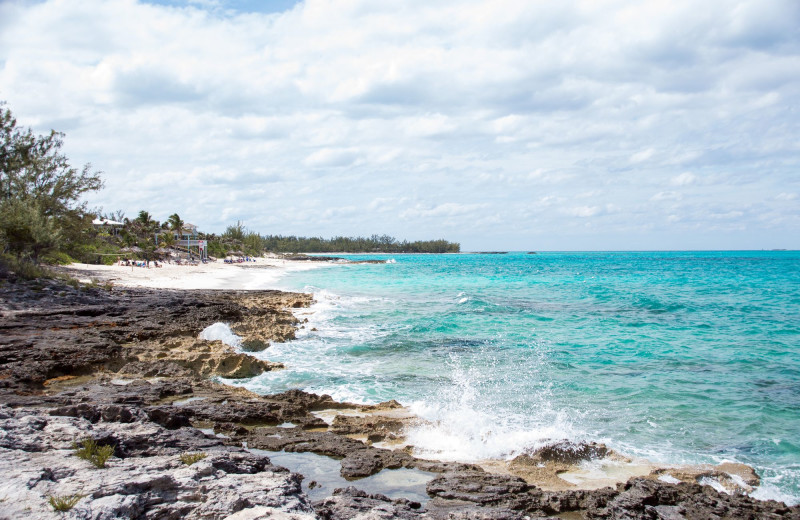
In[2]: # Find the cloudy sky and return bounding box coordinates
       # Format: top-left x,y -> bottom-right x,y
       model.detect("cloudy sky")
1,0 -> 798,250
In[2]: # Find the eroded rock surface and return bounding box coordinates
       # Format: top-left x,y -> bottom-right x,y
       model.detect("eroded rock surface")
2,273 -> 800,519
0,405 -> 316,519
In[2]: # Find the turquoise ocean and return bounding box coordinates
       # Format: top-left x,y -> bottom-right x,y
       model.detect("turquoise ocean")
226,251 -> 800,504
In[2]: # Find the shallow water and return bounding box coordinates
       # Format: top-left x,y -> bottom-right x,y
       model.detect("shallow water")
247,449 -> 434,503
222,251 -> 800,504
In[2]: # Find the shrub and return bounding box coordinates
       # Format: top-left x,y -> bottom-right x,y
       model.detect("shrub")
42,251 -> 75,265
0,255 -> 47,280
73,438 -> 114,468
48,494 -> 85,512
179,452 -> 208,465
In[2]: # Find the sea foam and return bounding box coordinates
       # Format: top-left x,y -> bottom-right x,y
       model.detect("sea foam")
199,322 -> 242,349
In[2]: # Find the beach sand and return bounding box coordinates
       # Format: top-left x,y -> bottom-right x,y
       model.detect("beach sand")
62,255 -> 326,290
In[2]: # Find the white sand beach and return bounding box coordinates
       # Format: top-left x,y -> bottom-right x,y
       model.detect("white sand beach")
63,256 -> 327,290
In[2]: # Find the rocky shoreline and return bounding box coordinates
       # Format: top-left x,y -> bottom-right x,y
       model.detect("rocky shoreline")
1,270 -> 798,519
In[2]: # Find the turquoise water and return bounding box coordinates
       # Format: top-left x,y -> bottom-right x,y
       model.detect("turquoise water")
232,251 -> 800,503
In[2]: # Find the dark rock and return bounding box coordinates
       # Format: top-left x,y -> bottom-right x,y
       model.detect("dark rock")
314,486 -> 426,519
145,406 -> 193,429
3,275 -> 800,520
526,440 -> 610,465
585,478 -> 800,520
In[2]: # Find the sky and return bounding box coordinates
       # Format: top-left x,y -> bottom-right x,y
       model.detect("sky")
0,0 -> 798,251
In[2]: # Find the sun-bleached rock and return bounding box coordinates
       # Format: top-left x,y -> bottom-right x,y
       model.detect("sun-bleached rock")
0,406 -> 316,519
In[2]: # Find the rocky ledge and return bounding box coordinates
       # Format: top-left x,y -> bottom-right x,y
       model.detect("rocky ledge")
1,271 -> 798,519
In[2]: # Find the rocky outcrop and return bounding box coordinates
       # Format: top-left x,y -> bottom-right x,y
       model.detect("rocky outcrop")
130,336 -> 283,378
314,487 -> 425,520
0,405 -> 316,519
2,273 -> 800,519
0,280 -> 310,390
586,478 -> 798,520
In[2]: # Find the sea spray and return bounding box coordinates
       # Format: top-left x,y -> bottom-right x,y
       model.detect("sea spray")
406,350 -> 577,461
200,322 -> 242,350
263,251 -> 800,504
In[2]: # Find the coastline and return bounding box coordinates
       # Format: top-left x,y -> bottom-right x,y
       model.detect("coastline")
1,261 -> 798,518
61,255 -> 329,291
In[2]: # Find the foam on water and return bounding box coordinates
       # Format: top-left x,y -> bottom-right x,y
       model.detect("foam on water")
405,357 -> 577,461
199,322 -> 241,349
258,251 -> 800,504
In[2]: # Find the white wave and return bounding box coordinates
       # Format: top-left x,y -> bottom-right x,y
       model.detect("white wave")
658,474 -> 681,484
699,476 -> 729,494
406,408 -> 570,461
751,482 -> 800,506
386,258 -> 397,264
199,322 -> 241,349
405,358 -> 577,462
458,297 -> 469,304
310,386 -> 377,405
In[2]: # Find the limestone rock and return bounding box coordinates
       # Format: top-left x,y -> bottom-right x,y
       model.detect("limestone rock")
0,406 -> 317,519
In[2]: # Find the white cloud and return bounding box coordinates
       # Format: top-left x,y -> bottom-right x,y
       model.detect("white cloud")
670,172 -> 697,186
650,191 -> 682,202
0,0 -> 798,249
400,202 -> 487,220
630,148 -> 655,164
303,148 -> 361,168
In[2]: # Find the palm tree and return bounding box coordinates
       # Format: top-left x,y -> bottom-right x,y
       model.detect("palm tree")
168,213 -> 184,239
160,232 -> 176,248
136,210 -> 153,227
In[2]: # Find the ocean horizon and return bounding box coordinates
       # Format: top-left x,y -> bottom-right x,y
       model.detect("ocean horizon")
221,250 -> 799,504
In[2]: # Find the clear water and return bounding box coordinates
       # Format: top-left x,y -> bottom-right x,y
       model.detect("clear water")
224,251 -> 800,504
247,449 -> 434,503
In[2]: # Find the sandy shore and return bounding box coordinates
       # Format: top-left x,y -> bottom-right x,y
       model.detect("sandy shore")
62,256 -> 328,290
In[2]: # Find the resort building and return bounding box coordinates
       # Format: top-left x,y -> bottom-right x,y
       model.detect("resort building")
92,218 -> 124,236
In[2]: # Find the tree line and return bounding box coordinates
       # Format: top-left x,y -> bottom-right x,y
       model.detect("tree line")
0,102 -> 459,269
259,234 -> 459,253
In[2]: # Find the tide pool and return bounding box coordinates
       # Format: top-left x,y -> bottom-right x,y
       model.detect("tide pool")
227,251 -> 800,504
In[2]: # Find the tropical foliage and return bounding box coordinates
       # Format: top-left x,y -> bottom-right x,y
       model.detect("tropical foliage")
1,101 -> 460,269
0,102 -> 102,262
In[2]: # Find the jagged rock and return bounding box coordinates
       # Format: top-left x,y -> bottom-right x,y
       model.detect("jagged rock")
0,407 -> 317,519
507,440 -> 624,490
647,462 -> 762,495
132,336 -> 284,379
329,415 -> 405,438
0,286 -> 308,391
314,486 -> 424,519
2,276 -> 799,520
585,478 -> 800,519
525,440 -> 612,465
426,470 -> 533,510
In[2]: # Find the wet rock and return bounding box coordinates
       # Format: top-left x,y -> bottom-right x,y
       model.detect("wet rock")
648,462 -> 761,494
426,470 -> 533,510
329,415 -> 405,439
507,440 -> 623,490
0,285 -> 308,391
314,486 -> 424,519
586,478 -> 800,519
3,276 -> 800,520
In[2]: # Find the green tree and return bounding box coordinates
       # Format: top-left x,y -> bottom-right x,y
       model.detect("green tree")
136,210 -> 154,228
0,103 -> 103,262
167,213 -> 184,238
